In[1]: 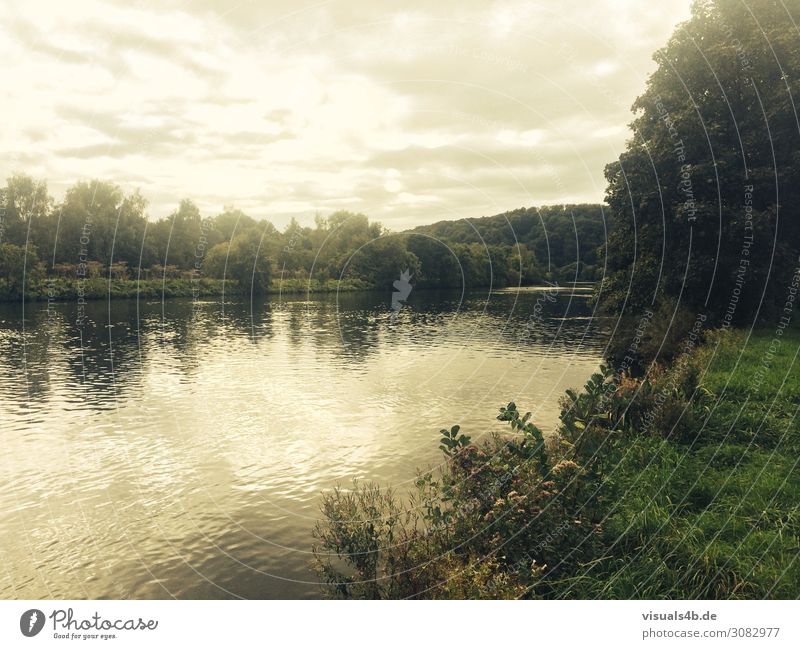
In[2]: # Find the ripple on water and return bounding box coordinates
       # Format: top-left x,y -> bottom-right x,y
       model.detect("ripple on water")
0,291 -> 607,598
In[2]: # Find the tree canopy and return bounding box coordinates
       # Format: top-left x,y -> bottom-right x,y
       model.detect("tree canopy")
601,0 -> 800,325
0,174 -> 603,298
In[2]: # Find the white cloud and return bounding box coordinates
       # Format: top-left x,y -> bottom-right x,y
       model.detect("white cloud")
0,0 -> 693,230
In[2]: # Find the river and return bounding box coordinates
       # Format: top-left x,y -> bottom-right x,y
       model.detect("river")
0,286 -> 607,598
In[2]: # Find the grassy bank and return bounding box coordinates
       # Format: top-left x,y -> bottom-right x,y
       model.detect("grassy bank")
571,328 -> 799,598
0,276 -> 375,302
5,277 -> 229,301
1,276 -> 554,302
313,327 -> 800,598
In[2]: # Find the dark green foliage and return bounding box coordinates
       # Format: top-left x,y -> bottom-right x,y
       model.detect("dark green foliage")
600,0 -> 800,325
438,424 -> 471,456
605,298 -> 700,370
0,243 -> 42,299
411,203 -> 607,284
205,228 -> 273,296
496,402 -> 548,468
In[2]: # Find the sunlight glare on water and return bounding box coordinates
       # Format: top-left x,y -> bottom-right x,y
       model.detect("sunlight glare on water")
0,288 -> 606,598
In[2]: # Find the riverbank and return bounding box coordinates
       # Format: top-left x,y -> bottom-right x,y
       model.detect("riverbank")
571,327 -> 800,598
313,326 -> 800,598
0,276 -> 375,302
0,277 -> 591,302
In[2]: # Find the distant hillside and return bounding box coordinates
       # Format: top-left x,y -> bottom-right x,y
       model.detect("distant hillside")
409,204 -> 609,282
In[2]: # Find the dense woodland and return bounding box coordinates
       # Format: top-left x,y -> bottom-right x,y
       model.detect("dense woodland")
412,204 -> 607,281
601,0 -> 800,327
0,174 -> 606,299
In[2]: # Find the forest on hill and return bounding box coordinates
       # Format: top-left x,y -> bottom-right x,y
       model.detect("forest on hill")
411,204 -> 607,282
0,174 -> 607,300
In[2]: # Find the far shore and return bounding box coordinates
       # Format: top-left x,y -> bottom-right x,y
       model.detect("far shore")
2,277 -> 597,303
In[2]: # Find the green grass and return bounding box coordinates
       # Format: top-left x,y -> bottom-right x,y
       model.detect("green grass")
2,275 -> 374,301
4,277 -> 230,301
572,328 -> 800,598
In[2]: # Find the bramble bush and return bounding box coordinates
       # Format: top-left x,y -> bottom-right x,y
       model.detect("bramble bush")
312,404 -> 602,598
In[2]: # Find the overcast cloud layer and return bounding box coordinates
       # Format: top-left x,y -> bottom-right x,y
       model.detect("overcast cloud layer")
0,0 -> 692,230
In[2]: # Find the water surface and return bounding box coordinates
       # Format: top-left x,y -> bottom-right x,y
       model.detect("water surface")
0,287 -> 606,598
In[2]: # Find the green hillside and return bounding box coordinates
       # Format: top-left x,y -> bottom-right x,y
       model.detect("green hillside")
410,204 -> 608,283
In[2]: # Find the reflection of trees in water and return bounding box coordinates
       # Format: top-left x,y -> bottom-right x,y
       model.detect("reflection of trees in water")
0,290 -> 606,404
277,292 -> 383,363
0,297 -> 278,403
0,302 -> 51,400
216,297 -> 274,343
275,289 -> 605,362
497,292 -> 604,350
0,302 -> 92,401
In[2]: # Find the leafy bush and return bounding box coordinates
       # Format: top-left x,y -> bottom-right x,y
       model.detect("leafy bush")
0,243 -> 42,299
313,413 -> 600,598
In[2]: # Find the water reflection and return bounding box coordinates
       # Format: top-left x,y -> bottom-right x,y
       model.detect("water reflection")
0,286 -> 606,598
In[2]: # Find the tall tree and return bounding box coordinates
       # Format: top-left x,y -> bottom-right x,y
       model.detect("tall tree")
50,180 -> 149,271
157,199 -> 203,270
601,0 -> 800,324
205,227 -> 273,296
1,174 -> 52,250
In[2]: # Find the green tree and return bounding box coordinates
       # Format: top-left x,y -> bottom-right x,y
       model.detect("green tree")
278,217 -> 314,273
205,228 -> 272,295
159,199 -> 202,270
601,0 -> 800,323
406,235 -> 462,288
0,242 -> 41,298
411,204 -> 606,282
346,235 -> 420,289
56,180 -> 148,269
213,207 -> 257,243
1,174 -> 52,250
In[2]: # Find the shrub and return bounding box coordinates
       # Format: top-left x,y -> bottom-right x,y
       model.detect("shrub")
605,298 -> 698,371
313,418 -> 601,598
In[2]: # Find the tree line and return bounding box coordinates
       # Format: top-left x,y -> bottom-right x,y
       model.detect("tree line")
412,204 -> 608,281
0,174 -> 607,299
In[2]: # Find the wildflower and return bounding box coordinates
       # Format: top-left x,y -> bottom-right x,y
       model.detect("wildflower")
551,460 -> 580,475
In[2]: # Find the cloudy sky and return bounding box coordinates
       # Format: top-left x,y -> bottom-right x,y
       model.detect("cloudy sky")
0,0 -> 692,230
